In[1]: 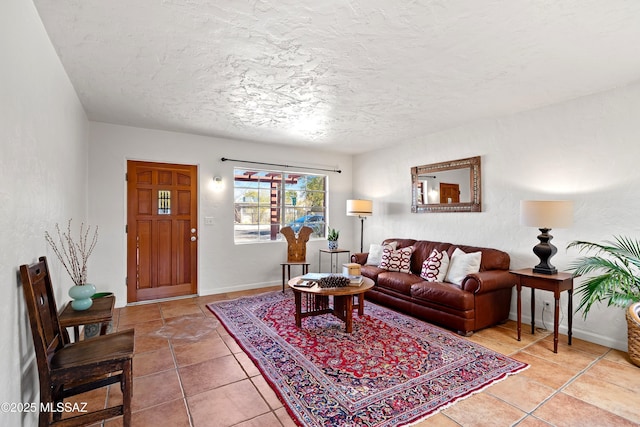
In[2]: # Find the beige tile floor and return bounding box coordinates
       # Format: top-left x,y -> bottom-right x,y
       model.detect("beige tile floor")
79,286 -> 639,426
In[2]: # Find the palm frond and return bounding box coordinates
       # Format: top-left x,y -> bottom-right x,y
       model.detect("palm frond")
567,236 -> 640,318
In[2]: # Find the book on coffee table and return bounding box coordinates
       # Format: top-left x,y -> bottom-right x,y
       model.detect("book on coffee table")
300,273 -> 332,281
294,280 -> 315,288
347,275 -> 364,286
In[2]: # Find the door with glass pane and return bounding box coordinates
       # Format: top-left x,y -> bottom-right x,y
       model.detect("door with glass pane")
127,161 -> 198,302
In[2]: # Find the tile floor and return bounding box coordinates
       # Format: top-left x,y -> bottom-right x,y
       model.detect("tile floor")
78,286 -> 639,426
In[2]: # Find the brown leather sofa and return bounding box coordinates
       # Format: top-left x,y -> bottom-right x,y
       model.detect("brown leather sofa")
351,238 -> 514,335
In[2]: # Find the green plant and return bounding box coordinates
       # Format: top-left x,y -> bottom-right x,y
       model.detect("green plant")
327,227 -> 340,241
567,236 -> 640,318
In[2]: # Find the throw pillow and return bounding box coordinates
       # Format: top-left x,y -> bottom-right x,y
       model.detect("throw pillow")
445,248 -> 482,286
420,249 -> 450,282
379,246 -> 413,273
366,242 -> 398,265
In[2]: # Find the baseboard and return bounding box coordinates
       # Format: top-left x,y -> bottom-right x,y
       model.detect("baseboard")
508,311 -> 627,352
200,280 -> 281,296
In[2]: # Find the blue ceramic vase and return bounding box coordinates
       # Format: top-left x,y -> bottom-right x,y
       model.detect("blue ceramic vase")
68,283 -> 96,311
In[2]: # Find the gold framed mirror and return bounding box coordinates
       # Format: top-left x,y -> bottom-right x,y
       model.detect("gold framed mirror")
411,156 -> 481,213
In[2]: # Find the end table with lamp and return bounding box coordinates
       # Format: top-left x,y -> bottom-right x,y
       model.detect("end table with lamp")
517,199 -> 574,353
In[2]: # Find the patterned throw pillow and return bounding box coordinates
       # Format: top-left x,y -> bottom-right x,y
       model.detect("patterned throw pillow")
379,246 -> 414,273
420,249 -> 450,282
444,248 -> 482,286
366,242 -> 398,265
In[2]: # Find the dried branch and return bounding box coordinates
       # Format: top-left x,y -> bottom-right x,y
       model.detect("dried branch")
45,219 -> 98,286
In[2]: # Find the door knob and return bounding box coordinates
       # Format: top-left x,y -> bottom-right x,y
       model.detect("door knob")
191,228 -> 197,233
191,236 -> 197,242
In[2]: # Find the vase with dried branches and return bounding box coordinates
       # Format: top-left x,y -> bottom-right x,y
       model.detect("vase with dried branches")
45,220 -> 99,310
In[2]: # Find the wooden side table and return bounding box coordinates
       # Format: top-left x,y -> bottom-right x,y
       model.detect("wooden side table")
318,248 -> 351,273
59,295 -> 115,342
510,268 -> 573,353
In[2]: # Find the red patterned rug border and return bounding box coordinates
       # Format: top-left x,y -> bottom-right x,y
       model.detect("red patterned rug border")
207,290 -> 528,426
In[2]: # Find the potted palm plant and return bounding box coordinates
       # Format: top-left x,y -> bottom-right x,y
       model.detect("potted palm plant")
567,236 -> 640,367
327,227 -> 340,250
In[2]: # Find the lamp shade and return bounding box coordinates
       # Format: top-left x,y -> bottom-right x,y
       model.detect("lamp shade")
520,200 -> 573,228
346,199 -> 373,216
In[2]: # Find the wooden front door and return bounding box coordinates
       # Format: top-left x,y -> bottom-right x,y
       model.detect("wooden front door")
127,161 -> 198,303
440,183 -> 460,204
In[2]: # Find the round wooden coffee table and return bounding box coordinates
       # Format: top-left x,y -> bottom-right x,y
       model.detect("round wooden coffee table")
287,276 -> 374,333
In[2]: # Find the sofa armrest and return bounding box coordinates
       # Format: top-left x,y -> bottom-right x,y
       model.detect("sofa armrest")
461,270 -> 515,294
351,252 -> 369,265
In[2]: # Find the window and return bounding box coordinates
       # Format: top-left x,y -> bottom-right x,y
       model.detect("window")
234,168 -> 327,243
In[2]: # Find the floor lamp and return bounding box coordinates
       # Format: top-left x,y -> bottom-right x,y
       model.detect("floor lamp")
347,199 -> 373,252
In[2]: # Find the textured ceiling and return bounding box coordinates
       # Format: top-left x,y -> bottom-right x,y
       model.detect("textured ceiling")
34,0 -> 640,154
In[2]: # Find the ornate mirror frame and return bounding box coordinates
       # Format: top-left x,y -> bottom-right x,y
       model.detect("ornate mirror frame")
411,156 -> 481,213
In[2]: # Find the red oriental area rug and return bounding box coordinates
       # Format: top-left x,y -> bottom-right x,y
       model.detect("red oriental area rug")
207,291 -> 527,426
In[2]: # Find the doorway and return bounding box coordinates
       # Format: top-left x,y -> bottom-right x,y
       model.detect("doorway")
439,183 -> 460,204
126,161 -> 198,303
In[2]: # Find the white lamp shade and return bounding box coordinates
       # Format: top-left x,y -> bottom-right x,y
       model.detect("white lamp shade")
346,199 -> 373,216
520,200 -> 573,228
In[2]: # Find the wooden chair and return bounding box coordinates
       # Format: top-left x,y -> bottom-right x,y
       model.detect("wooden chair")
20,256 -> 134,427
280,226 -> 313,292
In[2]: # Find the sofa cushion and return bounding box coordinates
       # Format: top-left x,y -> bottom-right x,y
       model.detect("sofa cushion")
379,246 -> 413,273
411,281 -> 475,311
409,241 -> 453,274
366,242 -> 398,265
453,244 -> 510,271
420,249 -> 450,282
360,264 -> 387,282
445,248 -> 482,285
377,272 -> 424,296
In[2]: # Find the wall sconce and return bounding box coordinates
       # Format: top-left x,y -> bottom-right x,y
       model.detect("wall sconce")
520,200 -> 573,275
211,176 -> 223,191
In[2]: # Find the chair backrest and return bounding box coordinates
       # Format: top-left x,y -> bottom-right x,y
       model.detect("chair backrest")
281,226 -> 313,262
19,256 -> 65,384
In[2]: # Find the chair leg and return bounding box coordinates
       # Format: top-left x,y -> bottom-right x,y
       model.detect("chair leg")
39,408 -> 49,427
122,359 -> 133,426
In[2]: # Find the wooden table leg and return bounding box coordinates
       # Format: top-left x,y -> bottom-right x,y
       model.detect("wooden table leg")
281,265 -> 286,293
357,294 -> 364,316
531,288 -> 536,334
568,289 -> 573,346
516,282 -> 522,341
344,296 -> 353,333
553,291 -> 560,353
293,291 -> 302,327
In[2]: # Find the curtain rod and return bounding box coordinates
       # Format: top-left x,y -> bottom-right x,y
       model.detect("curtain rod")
220,157 -> 342,173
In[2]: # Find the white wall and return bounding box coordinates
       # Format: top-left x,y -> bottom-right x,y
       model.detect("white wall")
5,4 -> 638,422
1,1 -> 89,425
353,81 -> 640,351
88,122 -> 353,304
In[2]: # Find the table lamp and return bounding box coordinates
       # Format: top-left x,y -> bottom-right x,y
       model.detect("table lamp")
347,199 -> 373,252
520,200 -> 573,275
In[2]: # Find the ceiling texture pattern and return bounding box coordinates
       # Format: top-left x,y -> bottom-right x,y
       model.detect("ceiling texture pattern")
34,0 -> 640,154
